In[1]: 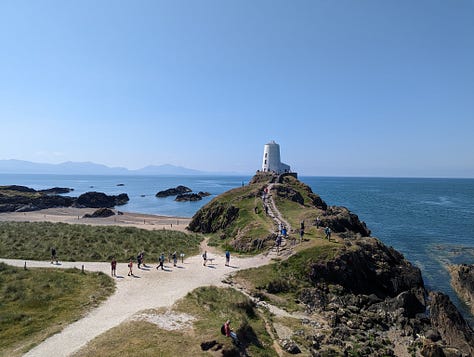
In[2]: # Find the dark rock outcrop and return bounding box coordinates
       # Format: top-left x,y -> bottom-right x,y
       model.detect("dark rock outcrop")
175,191 -> 211,202
429,291 -> 474,356
83,208 -> 116,218
76,192 -> 129,208
38,187 -> 74,194
0,185 -> 36,193
319,206 -> 371,237
309,238 -> 423,298
188,202 -> 239,233
448,264 -> 474,316
0,192 -> 75,212
155,185 -> 192,197
0,185 -> 128,212
175,193 -> 203,202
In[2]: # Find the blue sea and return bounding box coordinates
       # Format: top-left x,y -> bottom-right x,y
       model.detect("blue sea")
1,174 -> 473,321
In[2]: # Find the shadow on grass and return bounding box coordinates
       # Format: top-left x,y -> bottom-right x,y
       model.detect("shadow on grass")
237,321 -> 263,349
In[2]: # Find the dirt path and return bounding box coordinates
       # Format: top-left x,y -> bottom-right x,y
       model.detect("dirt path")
1,251 -> 271,357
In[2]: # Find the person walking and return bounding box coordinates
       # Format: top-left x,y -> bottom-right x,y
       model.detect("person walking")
202,251 -> 207,266
137,252 -> 142,269
157,253 -> 165,270
111,257 -> 117,277
127,258 -> 133,276
325,227 -> 331,240
51,247 -> 57,264
172,251 -> 177,267
225,250 -> 230,266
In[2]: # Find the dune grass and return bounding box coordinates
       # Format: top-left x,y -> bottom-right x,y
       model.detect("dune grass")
0,221 -> 202,262
74,286 -> 277,357
0,262 -> 115,356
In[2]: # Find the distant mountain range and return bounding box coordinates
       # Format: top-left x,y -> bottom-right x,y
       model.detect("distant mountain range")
0,159 -> 237,176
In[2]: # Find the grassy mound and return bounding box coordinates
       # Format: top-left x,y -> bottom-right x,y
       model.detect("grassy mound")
234,240 -> 341,311
0,222 -> 202,262
74,286 -> 277,356
0,263 -> 115,356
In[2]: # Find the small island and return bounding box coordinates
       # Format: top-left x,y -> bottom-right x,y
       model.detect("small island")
175,191 -> 211,202
155,185 -> 192,198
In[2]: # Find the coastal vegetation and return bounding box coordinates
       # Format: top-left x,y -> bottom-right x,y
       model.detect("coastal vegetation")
0,222 -> 202,262
234,241 -> 341,312
74,286 -> 277,357
188,172 -> 368,254
0,263 -> 114,356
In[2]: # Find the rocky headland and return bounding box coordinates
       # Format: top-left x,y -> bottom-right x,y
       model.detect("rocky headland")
188,172 -> 474,356
0,185 -> 129,212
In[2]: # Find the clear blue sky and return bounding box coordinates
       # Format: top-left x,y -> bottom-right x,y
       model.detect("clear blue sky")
1,0 -> 473,177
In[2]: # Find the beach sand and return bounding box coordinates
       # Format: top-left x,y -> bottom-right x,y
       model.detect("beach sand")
0,207 -> 191,232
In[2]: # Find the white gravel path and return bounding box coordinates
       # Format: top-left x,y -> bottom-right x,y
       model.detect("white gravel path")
1,251 -> 271,357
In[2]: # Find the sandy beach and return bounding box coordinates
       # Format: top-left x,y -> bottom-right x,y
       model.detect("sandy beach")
0,207 -> 191,232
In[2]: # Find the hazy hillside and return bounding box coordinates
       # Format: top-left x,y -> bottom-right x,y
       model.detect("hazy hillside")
0,159 -> 229,176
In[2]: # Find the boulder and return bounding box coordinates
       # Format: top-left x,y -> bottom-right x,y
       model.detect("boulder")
83,208 -> 115,218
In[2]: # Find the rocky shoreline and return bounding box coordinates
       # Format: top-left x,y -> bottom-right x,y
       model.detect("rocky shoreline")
189,172 -> 474,356
0,185 -> 129,212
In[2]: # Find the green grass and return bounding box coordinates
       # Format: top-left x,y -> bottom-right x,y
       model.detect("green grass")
74,286 -> 278,357
207,184 -> 276,252
0,262 -> 115,356
0,221 -> 202,262
234,243 -> 341,311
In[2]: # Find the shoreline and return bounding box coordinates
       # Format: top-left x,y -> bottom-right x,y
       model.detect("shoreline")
0,207 -> 191,232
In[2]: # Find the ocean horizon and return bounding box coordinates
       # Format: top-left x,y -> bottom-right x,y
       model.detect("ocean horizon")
1,173 -> 473,322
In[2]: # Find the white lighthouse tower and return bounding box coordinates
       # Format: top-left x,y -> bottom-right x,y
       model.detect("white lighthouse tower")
262,140 -> 291,174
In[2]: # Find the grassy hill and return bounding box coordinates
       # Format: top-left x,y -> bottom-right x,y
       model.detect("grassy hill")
188,172 -> 369,253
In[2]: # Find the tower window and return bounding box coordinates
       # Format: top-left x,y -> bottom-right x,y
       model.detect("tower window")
265,153 -> 268,158
264,160 -> 267,164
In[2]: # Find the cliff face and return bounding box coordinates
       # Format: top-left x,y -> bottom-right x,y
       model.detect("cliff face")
309,238 -> 423,298
448,264 -> 474,316
429,291 -> 474,356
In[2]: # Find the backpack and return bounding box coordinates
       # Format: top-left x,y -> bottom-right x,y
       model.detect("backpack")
220,324 -> 226,336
